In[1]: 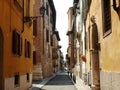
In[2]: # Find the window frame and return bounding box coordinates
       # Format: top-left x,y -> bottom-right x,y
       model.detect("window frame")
46,29 -> 49,42
12,30 -> 22,56
14,73 -> 20,87
25,39 -> 31,58
46,3 -> 49,16
33,20 -> 37,36
26,73 -> 30,82
26,0 -> 30,17
102,0 -> 112,38
33,51 -> 37,65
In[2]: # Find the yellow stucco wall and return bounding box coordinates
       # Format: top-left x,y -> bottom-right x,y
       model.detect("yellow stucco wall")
0,0 -> 33,78
86,0 -> 120,72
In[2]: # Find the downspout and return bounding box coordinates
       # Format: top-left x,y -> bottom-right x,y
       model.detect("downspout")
42,0 -> 45,54
22,0 -> 24,33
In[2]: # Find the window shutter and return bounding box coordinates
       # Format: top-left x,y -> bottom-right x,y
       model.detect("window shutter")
33,51 -> 37,65
12,30 -> 17,54
26,0 -> 30,16
33,20 -> 37,36
17,34 -> 20,55
46,4 -> 49,15
46,30 -> 49,42
19,37 -> 22,56
25,39 -> 31,58
103,0 -> 111,33
25,39 -> 27,57
50,35 -> 53,46
28,42 -> 31,58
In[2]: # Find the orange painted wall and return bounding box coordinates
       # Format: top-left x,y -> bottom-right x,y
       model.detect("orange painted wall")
0,0 -> 33,78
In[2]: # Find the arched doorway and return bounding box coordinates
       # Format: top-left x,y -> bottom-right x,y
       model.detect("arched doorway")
0,28 -> 4,90
90,16 -> 100,90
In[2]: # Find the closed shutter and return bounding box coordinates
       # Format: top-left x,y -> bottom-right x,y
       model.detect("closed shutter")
33,20 -> 37,36
33,51 -> 37,65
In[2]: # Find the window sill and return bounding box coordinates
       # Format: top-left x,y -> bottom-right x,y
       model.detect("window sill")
103,30 -> 112,38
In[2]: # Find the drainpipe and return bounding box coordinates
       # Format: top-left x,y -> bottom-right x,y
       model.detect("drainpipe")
22,0 -> 24,33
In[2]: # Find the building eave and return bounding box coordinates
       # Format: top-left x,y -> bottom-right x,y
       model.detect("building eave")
48,0 -> 56,31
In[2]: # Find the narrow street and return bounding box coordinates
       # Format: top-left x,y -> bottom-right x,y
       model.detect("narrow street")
31,71 -> 77,90
1,0 -> 120,90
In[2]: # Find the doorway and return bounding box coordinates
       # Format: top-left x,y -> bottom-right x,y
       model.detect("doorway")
0,28 -> 4,90
90,22 -> 100,89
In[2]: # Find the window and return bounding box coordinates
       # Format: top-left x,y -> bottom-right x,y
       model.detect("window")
50,13 -> 53,24
25,39 -> 31,58
102,0 -> 111,36
12,30 -> 22,56
46,30 -> 49,42
33,51 -> 37,65
14,73 -> 19,87
14,0 -> 23,11
46,4 -> 49,16
24,0 -> 30,22
50,35 -> 53,46
33,20 -> 37,36
26,0 -> 30,16
26,73 -> 30,82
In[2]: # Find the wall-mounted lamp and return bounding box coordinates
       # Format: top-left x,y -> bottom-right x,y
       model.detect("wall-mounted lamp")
24,5 -> 46,22
113,0 -> 120,14
22,4 -> 46,33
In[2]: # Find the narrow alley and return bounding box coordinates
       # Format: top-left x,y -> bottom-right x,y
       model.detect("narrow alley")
1,0 -> 120,90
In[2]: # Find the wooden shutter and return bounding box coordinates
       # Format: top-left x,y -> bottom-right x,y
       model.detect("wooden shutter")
25,39 -> 31,58
28,42 -> 31,58
103,0 -> 111,33
50,35 -> 53,46
46,30 -> 49,42
12,30 -> 22,56
33,51 -> 37,64
12,30 -> 17,54
25,39 -> 27,57
26,0 -> 30,16
33,20 -> 37,36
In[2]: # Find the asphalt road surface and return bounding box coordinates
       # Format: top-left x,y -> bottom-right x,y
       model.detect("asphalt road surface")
41,71 -> 77,90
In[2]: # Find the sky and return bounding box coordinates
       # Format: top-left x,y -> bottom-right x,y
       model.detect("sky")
53,0 -> 73,59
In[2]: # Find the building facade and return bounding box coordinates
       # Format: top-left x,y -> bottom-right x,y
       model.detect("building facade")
40,0 -> 57,78
0,0 -> 33,89
33,0 -> 57,79
52,31 -> 60,72
67,7 -> 75,76
85,0 -> 120,90
32,0 -> 43,80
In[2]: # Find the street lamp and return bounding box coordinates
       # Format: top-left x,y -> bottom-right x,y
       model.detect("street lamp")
24,5 -> 46,22
22,4 -> 46,33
